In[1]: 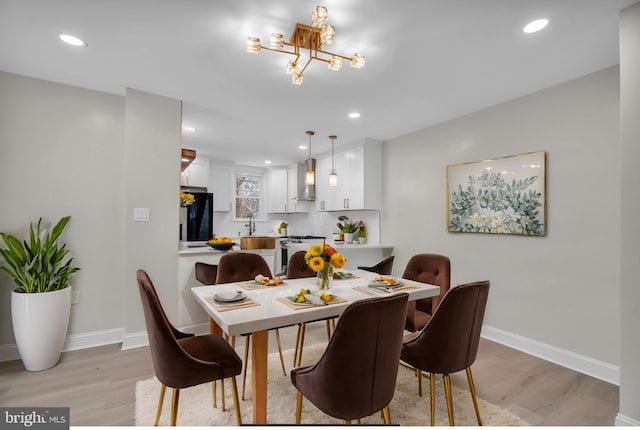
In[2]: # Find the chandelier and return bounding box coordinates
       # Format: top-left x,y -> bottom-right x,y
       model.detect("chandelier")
246,6 -> 365,85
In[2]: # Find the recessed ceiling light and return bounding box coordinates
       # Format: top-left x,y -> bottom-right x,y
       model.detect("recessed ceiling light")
348,112 -> 361,119
299,145 -> 307,150
59,34 -> 87,47
523,18 -> 549,34
265,160 -> 272,164
183,126 -> 196,132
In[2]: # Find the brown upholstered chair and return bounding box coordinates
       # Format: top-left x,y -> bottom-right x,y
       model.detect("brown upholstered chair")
403,254 -> 450,332
401,280 -> 490,426
291,293 -> 409,424
357,255 -> 395,275
286,250 -> 333,366
136,269 -> 242,426
195,261 -> 218,285
215,252 -> 286,400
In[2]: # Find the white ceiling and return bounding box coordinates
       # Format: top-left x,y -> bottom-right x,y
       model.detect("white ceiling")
1,0 -> 636,166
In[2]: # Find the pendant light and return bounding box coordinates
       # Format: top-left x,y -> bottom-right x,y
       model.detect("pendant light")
302,131 -> 316,201
329,135 -> 337,187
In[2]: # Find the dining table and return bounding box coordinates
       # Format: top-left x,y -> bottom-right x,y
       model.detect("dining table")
191,268 -> 440,424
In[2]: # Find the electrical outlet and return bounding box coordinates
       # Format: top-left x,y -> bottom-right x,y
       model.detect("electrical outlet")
71,286 -> 80,304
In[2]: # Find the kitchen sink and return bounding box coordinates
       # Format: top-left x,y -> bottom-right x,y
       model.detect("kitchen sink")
240,236 -> 276,250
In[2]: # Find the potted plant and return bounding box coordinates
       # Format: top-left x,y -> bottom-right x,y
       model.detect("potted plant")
357,227 -> 367,245
0,216 -> 80,371
337,216 -> 360,244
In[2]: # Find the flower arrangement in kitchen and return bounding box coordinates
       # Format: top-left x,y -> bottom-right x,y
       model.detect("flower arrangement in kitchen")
180,192 -> 194,207
305,242 -> 346,291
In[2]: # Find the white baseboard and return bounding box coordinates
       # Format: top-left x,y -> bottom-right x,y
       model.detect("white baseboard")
0,327 -> 125,363
481,325 -> 620,386
615,413 -> 640,426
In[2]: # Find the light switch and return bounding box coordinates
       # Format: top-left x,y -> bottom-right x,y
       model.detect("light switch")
134,207 -> 150,222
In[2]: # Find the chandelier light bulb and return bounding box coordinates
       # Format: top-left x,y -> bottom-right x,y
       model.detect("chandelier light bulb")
328,55 -> 342,71
312,6 -> 328,27
292,72 -> 304,85
350,53 -> 365,68
286,60 -> 298,75
246,37 -> 261,54
320,25 -> 335,45
269,33 -> 284,50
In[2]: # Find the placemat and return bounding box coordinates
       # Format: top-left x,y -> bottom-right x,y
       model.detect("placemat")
276,295 -> 348,310
203,296 -> 261,312
239,281 -> 288,290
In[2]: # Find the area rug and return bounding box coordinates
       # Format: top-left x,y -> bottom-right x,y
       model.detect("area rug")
135,343 -> 527,426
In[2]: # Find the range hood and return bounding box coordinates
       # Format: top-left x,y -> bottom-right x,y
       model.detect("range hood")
181,148 -> 196,171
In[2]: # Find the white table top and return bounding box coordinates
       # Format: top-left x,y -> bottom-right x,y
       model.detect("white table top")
191,269 -> 440,336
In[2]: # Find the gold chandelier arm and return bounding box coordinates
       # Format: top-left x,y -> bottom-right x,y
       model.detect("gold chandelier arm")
260,45 -> 300,57
316,49 -> 352,61
299,56 -> 314,74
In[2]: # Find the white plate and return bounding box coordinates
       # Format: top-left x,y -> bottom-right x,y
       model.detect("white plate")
214,291 -> 247,303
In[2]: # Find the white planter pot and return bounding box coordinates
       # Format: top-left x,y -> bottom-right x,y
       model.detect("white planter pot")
11,287 -> 71,371
344,232 -> 355,244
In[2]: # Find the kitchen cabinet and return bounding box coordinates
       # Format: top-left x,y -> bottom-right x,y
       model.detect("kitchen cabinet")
210,164 -> 232,211
181,157 -> 209,188
268,166 -> 309,213
316,140 -> 382,211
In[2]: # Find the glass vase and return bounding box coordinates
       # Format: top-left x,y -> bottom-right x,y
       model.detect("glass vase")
317,266 -> 333,292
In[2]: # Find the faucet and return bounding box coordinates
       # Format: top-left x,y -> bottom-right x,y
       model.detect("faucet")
246,213 -> 255,236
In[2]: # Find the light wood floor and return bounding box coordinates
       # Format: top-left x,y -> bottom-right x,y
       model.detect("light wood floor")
0,323 -> 619,426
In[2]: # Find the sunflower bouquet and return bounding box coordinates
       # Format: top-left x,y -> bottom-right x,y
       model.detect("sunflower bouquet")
180,192 -> 195,207
305,243 -> 346,291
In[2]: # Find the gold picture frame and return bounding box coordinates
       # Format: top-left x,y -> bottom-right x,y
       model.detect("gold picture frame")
446,151 -> 546,236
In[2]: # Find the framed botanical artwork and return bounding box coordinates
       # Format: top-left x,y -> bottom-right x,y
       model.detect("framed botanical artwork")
446,151 -> 546,236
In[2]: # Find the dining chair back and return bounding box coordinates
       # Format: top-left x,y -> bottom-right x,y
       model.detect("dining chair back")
286,250 -> 316,279
402,253 -> 450,332
357,255 -> 395,275
216,252 -> 272,284
195,261 -> 218,285
401,280 -> 490,426
291,293 -> 409,424
136,269 -> 242,425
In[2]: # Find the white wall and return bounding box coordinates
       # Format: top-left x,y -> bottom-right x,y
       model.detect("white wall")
382,67 -> 621,367
618,2 -> 640,425
0,71 -> 126,345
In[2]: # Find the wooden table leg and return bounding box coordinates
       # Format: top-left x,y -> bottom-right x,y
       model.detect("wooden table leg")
210,318 -> 222,336
251,329 -> 268,424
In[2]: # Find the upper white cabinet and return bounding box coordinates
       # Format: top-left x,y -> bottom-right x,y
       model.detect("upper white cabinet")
316,140 -> 382,211
210,164 -> 232,212
181,157 -> 209,188
268,165 -> 309,213
268,168 -> 288,213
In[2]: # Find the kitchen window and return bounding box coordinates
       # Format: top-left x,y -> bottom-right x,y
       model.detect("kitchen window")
234,172 -> 262,219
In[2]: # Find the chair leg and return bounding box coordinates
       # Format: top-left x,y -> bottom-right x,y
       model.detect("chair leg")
242,335 -> 251,400
170,388 -> 180,426
221,378 -> 226,411
443,374 -> 455,426
230,376 -> 242,425
212,381 -> 217,408
295,390 -> 303,424
418,369 -> 423,397
325,319 -> 331,340
274,328 -> 286,376
154,384 -> 167,426
293,324 -> 302,366
382,405 -> 391,424
296,324 -> 307,366
343,420 -> 352,424
430,373 -> 436,426
466,367 -> 483,426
